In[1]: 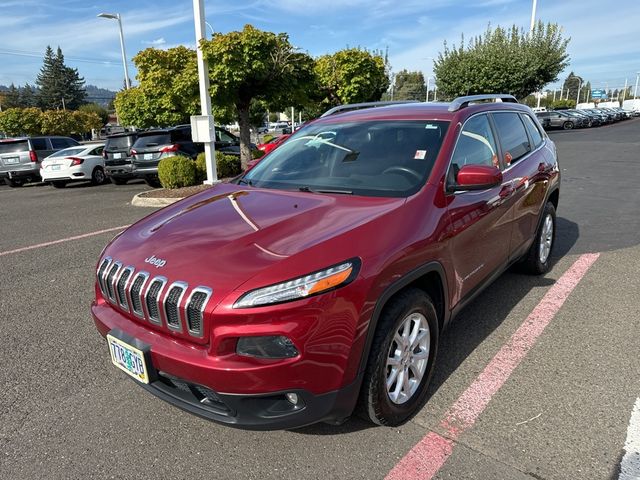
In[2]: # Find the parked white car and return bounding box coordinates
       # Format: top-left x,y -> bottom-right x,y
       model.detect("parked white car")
40,143 -> 106,188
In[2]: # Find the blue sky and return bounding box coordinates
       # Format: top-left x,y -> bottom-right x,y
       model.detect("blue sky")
0,0 -> 638,93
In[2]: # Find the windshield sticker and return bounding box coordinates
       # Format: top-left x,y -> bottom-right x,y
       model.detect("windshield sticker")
425,124 -> 439,129
414,150 -> 427,160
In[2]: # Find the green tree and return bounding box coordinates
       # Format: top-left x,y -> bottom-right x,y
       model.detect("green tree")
36,46 -> 86,110
0,107 -> 43,136
73,110 -> 103,134
3,84 -> 22,109
40,110 -> 81,135
392,70 -> 426,101
114,46 -> 200,128
314,48 -> 389,108
201,25 -> 315,168
78,103 -> 108,125
20,84 -> 38,107
562,72 -> 583,102
434,22 -> 570,99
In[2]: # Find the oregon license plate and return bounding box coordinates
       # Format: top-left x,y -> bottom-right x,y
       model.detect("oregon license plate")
4,156 -> 19,164
107,334 -> 149,384
114,152 -> 122,159
144,153 -> 152,160
52,164 -> 61,170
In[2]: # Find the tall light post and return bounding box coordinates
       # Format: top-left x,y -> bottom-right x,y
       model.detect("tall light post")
529,0 -> 538,33
634,72 -> 640,100
426,76 -> 434,102
97,13 -> 131,89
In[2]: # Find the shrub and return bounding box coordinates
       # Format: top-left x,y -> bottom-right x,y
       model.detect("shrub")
195,151 -> 242,179
262,134 -> 274,143
157,156 -> 198,189
252,149 -> 265,160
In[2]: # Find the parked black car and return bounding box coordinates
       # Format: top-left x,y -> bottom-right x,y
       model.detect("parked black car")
103,131 -> 139,185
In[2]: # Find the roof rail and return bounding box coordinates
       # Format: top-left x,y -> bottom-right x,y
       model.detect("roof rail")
448,94 -> 518,112
320,100 -> 421,118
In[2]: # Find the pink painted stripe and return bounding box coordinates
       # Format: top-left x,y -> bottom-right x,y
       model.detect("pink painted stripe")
0,225 -> 130,257
386,253 -> 600,480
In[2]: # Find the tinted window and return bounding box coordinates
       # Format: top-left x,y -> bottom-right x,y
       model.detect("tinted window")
216,129 -> 237,143
522,114 -> 543,148
90,146 -> 104,155
491,112 -> 531,166
450,114 -> 499,173
105,135 -> 135,151
31,138 -> 48,150
243,120 -> 449,198
51,138 -> 69,149
134,133 -> 171,148
171,129 -> 192,142
0,140 -> 29,153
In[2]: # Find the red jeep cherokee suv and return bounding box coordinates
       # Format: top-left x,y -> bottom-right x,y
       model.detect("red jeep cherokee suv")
92,94 -> 560,430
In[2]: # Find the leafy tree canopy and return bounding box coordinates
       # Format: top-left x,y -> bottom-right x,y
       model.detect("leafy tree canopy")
0,107 -> 42,136
434,22 -> 570,99
36,46 -> 86,110
392,70 -> 426,101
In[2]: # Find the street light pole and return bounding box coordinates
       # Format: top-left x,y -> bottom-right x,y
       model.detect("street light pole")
97,13 -> 131,89
529,0 -> 538,33
634,72 -> 640,100
426,76 -> 433,102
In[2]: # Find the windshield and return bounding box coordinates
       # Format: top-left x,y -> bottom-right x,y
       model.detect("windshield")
241,120 -> 449,197
0,140 -> 28,154
49,147 -> 86,158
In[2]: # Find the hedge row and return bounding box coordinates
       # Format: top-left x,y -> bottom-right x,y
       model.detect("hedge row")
158,152 -> 245,189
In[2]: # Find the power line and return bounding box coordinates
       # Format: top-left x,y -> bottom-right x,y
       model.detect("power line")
0,48 -> 135,67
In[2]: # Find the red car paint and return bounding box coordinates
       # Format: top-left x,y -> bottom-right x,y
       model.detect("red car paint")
257,133 -> 291,154
92,100 -> 559,429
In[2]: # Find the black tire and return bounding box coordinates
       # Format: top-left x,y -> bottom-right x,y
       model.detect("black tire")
144,176 -> 162,188
521,202 -> 556,275
111,176 -> 128,185
358,288 -> 439,426
5,178 -> 23,187
51,181 -> 67,188
563,121 -> 574,130
91,167 -> 107,185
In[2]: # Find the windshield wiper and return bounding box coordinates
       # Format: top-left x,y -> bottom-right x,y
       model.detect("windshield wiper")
298,186 -> 353,195
237,178 -> 253,186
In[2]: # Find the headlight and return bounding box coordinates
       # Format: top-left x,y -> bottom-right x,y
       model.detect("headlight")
233,259 -> 359,308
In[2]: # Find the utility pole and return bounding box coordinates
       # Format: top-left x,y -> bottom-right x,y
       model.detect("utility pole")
634,73 -> 640,100
529,0 -> 538,33
192,0 -> 217,184
576,81 -> 582,105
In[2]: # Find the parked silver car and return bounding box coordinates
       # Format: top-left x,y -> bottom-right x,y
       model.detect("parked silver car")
0,136 -> 80,187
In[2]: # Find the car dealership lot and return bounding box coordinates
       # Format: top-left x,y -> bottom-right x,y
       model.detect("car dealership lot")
1,119 -> 639,479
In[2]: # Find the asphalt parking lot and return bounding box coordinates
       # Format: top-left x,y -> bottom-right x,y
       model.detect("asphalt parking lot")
1,119 -> 639,479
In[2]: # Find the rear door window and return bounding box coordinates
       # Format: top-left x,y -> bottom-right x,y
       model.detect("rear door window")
48,147 -> 86,158
0,140 -> 29,154
31,138 -> 48,150
491,112 -> 531,167
521,114 -> 544,148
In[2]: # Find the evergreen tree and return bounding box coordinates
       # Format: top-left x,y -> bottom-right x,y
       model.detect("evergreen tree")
4,83 -> 21,108
20,84 -> 38,108
36,46 -> 86,110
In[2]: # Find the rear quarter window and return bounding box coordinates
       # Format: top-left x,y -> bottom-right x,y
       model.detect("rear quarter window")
31,138 -> 48,150
50,138 -> 70,149
491,112 -> 531,166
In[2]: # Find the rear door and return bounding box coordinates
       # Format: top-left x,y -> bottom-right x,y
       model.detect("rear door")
445,113 -> 514,305
490,111 -> 551,260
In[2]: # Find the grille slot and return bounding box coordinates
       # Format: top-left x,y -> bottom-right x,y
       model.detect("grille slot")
129,272 -> 148,318
97,257 -> 111,295
185,287 -> 212,337
116,267 -> 133,311
105,262 -> 121,302
145,277 -> 167,324
163,282 -> 187,331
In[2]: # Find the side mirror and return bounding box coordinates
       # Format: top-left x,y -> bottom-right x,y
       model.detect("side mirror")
448,164 -> 503,192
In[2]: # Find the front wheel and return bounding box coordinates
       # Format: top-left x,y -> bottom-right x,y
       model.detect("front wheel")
563,121 -> 574,130
358,288 -> 439,426
522,202 -> 556,275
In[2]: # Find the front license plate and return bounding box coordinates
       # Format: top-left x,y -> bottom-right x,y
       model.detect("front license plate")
4,156 -> 19,164
144,153 -> 153,160
52,164 -> 61,170
107,334 -> 150,384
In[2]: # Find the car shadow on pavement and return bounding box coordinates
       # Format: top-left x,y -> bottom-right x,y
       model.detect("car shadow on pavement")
294,216 -> 580,436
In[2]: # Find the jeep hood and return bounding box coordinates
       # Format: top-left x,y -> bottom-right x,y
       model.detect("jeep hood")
104,183 -> 405,297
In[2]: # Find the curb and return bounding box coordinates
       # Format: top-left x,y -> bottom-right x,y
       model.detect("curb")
131,192 -> 183,207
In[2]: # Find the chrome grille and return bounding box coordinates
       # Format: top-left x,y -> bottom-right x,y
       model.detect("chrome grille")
145,277 -> 167,324
105,262 -> 121,302
96,257 -> 212,338
185,288 -> 212,337
163,282 -> 187,331
97,257 -> 111,295
116,267 -> 133,311
129,272 -> 148,318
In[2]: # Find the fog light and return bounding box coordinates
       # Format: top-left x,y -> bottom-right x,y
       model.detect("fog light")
236,335 -> 299,359
285,392 -> 299,405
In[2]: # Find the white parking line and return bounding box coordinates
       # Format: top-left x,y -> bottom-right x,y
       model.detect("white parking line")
0,225 -> 130,257
620,398 -> 640,480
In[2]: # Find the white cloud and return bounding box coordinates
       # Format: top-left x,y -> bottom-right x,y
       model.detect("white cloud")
143,38 -> 167,46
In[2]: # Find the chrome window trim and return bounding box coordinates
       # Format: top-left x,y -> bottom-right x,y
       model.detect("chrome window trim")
106,261 -> 122,303
185,286 -> 213,338
97,257 -> 112,297
129,271 -> 150,320
115,265 -> 134,312
162,281 -> 189,333
144,276 -> 167,326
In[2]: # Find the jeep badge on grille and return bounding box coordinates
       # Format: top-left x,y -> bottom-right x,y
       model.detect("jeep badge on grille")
145,255 -> 167,268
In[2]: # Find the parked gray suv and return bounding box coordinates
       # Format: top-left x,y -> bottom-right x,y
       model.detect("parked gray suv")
0,136 -> 80,187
